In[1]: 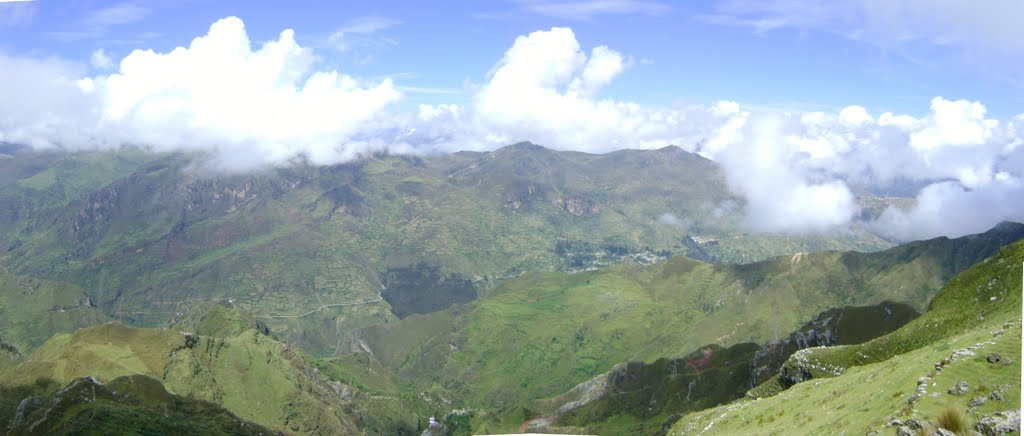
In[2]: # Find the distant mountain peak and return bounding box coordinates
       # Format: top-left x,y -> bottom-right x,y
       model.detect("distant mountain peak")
496,141 -> 551,153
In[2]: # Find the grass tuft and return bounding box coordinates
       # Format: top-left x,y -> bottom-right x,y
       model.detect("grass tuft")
935,401 -> 970,434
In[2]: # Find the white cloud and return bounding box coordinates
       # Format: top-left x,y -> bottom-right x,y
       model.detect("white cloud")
90,48 -> 113,69
714,115 -> 860,233
871,179 -> 1024,240
415,27 -> 732,153
838,105 -> 872,127
1,16 -> 401,170
909,97 -> 998,150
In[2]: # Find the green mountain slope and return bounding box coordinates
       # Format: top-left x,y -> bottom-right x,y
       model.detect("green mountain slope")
0,144 -> 897,355
0,375 -> 282,435
526,302 -> 919,435
357,224 -> 1022,416
0,267 -> 110,353
0,322 -> 363,434
670,240 -> 1024,435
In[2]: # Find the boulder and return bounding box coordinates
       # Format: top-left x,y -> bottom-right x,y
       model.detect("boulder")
947,381 -> 969,396
987,352 -> 1002,364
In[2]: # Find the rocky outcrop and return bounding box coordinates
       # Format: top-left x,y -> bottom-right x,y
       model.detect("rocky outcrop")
976,410 -> 1021,436
947,381 -> 969,396
46,292 -> 97,314
756,301 -> 919,387
553,196 -> 599,216
420,409 -> 472,436
0,337 -> 19,356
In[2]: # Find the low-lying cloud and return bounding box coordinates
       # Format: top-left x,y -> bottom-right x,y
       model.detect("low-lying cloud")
710,115 -> 861,233
1,17 -> 1023,241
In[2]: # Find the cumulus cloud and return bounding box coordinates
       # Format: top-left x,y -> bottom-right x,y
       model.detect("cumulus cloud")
695,97 -> 1024,239
909,97 -> 998,150
414,27 -> 733,153
2,16 -> 401,170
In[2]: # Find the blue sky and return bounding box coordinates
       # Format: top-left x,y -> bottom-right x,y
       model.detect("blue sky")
1,0 -> 1021,116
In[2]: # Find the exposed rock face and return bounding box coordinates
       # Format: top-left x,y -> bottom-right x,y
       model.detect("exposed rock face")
757,301 -> 919,388
553,371 -> 610,415
553,196 -> 599,216
502,181 -> 540,210
976,410 -> 1021,436
71,179 -> 124,244
987,352 -> 1002,363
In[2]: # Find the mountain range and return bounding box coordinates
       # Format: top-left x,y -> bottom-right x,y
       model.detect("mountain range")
0,144 -> 1019,435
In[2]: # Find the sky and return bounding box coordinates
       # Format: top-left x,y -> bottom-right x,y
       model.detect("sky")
1,0 -> 1023,241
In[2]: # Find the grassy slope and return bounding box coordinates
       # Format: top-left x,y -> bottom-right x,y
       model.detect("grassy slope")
0,267 -> 110,353
0,374 -> 283,435
0,144 -> 896,355
670,240 -> 1024,435
359,225 -> 1023,419
526,302 -> 920,435
0,323 -> 362,434
0,301 -> 445,436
